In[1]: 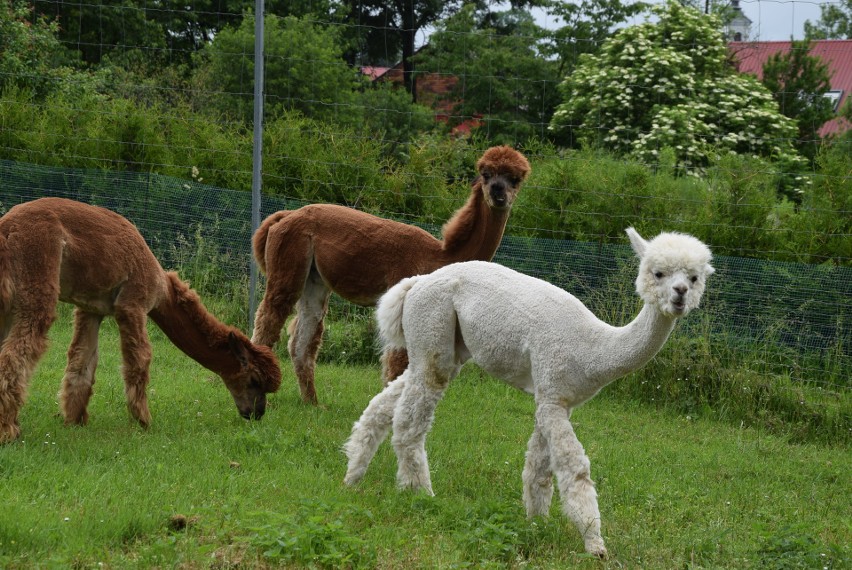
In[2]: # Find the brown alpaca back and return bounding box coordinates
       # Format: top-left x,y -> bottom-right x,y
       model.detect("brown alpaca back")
0,198 -> 167,313
0,234 -> 12,313
253,210 -> 292,274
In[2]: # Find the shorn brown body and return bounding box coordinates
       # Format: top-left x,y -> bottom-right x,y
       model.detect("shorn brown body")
0,198 -> 281,443
251,145 -> 531,405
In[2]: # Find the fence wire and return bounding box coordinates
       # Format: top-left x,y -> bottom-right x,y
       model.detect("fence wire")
1,161 -> 848,395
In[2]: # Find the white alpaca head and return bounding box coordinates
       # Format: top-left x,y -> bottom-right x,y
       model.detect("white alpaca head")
626,227 -> 714,318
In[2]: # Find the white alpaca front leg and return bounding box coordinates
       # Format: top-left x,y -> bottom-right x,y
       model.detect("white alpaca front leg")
522,424 -> 554,517
343,374 -> 408,486
537,402 -> 607,558
390,369 -> 447,495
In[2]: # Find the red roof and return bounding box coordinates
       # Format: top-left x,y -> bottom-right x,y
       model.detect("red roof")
360,63 -> 481,136
729,40 -> 852,136
360,66 -> 390,81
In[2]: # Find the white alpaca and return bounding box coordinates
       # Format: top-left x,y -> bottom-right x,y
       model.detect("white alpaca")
343,227 -> 714,558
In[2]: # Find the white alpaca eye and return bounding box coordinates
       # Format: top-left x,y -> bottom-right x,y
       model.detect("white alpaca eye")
653,271 -> 664,279
690,275 -> 698,283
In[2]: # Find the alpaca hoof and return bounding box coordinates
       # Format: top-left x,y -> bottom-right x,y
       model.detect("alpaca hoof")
133,412 -> 152,430
400,484 -> 434,497
0,422 -> 21,444
525,508 -> 551,520
397,478 -> 434,496
300,395 -> 319,406
585,538 -> 608,559
298,386 -> 318,406
343,468 -> 365,487
63,409 -> 89,426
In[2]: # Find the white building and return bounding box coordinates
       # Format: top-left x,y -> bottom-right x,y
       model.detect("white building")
727,0 -> 753,42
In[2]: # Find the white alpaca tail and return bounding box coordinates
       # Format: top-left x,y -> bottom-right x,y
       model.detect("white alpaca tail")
376,276 -> 420,350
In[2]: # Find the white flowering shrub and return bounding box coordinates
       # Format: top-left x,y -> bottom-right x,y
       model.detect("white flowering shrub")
549,1 -> 806,183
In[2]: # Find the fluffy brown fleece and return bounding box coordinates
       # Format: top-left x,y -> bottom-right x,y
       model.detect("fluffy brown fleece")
251,145 -> 531,405
0,198 -> 281,443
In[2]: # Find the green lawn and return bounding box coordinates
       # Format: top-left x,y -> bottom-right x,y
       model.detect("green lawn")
0,308 -> 848,568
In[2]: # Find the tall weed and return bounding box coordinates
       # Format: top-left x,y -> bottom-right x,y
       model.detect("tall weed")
243,500 -> 376,569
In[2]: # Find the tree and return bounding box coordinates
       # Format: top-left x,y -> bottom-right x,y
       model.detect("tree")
31,0 -> 164,65
31,1 -> 337,67
541,0 -> 650,77
195,13 -> 363,124
549,1 -> 806,195
0,1 -> 82,96
338,0 -> 547,101
804,0 -> 852,39
353,83 -> 436,161
415,4 -> 558,143
760,39 -> 835,165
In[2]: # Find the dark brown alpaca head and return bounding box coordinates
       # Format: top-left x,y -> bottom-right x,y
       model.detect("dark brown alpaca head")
474,146 -> 531,210
150,273 -> 282,421
222,332 -> 282,419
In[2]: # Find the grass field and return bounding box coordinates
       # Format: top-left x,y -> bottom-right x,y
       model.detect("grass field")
0,306 -> 849,569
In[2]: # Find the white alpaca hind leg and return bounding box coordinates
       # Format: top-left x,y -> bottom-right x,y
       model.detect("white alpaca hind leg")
522,424 -> 554,517
343,374 -> 408,486
390,366 -> 449,495
537,403 -> 607,558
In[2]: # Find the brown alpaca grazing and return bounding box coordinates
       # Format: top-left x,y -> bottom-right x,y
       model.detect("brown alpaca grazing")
0,198 -> 281,443
252,145 -> 531,405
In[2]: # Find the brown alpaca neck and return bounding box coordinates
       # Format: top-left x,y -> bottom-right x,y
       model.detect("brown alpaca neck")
440,185 -> 510,263
148,274 -> 240,378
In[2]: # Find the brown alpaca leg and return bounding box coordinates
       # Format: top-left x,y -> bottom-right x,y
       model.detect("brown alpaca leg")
0,308 -> 56,443
252,293 -> 297,348
60,309 -> 103,426
114,309 -> 153,428
381,348 -> 409,385
252,234 -> 313,347
287,274 -> 330,405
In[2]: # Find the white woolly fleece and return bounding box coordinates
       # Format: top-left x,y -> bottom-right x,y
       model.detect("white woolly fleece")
346,228 -> 714,559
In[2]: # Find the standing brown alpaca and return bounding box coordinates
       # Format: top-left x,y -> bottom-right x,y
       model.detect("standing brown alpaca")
0,198 -> 281,443
252,145 -> 531,405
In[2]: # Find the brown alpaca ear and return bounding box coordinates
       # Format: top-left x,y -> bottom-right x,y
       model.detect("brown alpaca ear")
227,332 -> 251,368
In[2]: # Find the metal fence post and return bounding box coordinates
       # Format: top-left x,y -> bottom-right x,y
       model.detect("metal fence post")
248,0 -> 265,333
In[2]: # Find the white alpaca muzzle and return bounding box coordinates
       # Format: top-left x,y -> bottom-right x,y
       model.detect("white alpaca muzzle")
667,279 -> 690,316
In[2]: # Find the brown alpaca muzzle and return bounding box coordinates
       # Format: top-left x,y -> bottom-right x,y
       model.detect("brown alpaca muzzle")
233,389 -> 267,420
486,177 -> 513,209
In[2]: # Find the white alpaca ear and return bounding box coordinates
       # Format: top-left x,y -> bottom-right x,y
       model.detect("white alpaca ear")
705,263 -> 715,276
625,227 -> 647,258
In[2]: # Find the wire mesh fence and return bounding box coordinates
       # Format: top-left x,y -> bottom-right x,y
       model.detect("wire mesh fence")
2,159 -> 848,390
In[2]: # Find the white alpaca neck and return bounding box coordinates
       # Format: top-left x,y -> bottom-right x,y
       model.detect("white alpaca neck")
587,304 -> 677,388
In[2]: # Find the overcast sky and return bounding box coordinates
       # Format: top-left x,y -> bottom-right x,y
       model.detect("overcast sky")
529,1 -> 834,42
738,0 -> 829,40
